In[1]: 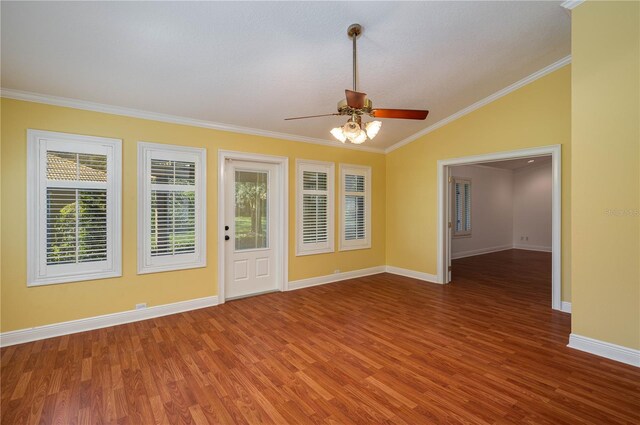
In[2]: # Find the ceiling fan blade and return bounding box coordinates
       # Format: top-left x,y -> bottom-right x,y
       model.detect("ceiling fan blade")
284,113 -> 340,121
371,109 -> 429,120
345,89 -> 367,109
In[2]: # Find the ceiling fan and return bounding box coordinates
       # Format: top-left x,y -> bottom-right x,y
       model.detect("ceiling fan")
285,23 -> 429,145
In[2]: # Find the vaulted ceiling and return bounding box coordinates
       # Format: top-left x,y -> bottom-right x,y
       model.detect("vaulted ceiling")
1,1 -> 571,151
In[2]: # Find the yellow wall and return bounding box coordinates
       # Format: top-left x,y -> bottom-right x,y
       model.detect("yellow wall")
0,98 -> 386,332
386,65 -> 572,301
571,1 -> 639,349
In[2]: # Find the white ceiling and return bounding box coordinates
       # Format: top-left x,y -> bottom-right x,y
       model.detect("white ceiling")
1,1 -> 570,151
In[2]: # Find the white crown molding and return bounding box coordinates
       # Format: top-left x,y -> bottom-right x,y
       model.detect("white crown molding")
561,1 -> 585,10
0,296 -> 218,347
568,334 -> 640,367
385,266 -> 440,284
2,55 -> 570,157
385,55 -> 572,154
0,88 -> 385,154
287,266 -> 385,291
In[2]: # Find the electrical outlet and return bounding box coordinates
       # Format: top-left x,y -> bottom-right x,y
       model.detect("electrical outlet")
135,303 -> 147,310
526,236 -> 529,241
521,236 -> 524,241
334,269 -> 340,274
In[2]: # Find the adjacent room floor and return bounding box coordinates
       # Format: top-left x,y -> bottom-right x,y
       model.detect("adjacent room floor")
2,250 -> 639,424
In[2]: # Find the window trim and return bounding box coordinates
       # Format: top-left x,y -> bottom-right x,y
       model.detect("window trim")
295,159 -> 335,256
27,129 -> 122,286
452,177 -> 472,238
339,164 -> 372,251
137,142 -> 206,274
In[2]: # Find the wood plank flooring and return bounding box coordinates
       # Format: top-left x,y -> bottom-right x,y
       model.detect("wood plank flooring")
2,249 -> 639,424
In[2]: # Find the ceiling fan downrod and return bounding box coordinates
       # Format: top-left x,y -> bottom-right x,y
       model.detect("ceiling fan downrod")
347,23 -> 362,93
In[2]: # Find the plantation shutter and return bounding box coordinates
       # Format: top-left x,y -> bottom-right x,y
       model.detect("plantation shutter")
454,179 -> 471,235
296,161 -> 334,255
302,171 -> 328,244
46,151 -> 109,265
138,143 -> 206,274
28,130 -> 122,286
340,165 -> 371,250
344,174 -> 366,241
149,159 -> 196,257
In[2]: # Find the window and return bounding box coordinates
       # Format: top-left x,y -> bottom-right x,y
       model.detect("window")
296,160 -> 334,255
453,178 -> 471,237
339,164 -> 371,251
138,142 -> 206,274
27,130 -> 122,286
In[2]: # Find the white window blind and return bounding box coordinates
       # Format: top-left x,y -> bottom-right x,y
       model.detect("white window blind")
46,151 -> 108,265
296,160 -> 334,255
453,178 -> 471,236
340,165 -> 371,251
138,143 -> 206,273
344,174 -> 366,241
27,130 -> 122,286
150,159 -> 196,256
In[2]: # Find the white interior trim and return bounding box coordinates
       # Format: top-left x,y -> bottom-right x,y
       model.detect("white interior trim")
384,266 -> 439,284
1,266 -> 578,347
452,245 -> 554,259
512,244 -> 552,252
568,334 -> 640,367
137,142 -> 207,274
3,57 -> 570,157
451,244 -> 514,260
0,296 -> 218,347
385,56 -> 571,154
437,145 -> 563,311
217,150 -> 289,304
288,266 -> 385,291
26,129 -> 122,286
338,164 -> 372,251
1,88 -> 383,154
295,159 -> 335,256
560,1 -> 585,11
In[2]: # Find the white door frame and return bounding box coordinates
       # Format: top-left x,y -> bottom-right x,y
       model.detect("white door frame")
217,150 -> 289,304
437,145 -> 562,311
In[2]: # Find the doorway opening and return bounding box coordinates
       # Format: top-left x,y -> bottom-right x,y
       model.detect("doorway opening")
437,145 -> 562,311
217,150 -> 288,303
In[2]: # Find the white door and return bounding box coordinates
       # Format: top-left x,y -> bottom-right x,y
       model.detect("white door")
224,160 -> 279,299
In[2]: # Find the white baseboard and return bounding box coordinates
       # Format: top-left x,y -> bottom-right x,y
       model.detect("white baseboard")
0,296 -> 218,347
561,301 -> 572,313
513,244 -> 552,252
287,266 -> 386,291
384,266 -> 440,284
451,244 -> 552,260
451,244 -> 513,260
568,334 -> 640,367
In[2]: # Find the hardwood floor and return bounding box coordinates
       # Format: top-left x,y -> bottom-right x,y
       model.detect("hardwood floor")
2,250 -> 639,424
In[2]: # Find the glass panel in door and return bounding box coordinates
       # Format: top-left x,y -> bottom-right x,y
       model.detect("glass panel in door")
235,170 -> 268,250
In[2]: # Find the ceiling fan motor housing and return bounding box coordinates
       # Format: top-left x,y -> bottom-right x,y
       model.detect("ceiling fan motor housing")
337,98 -> 373,116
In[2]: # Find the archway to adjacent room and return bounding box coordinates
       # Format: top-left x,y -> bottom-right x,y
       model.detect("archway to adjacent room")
437,145 -> 563,311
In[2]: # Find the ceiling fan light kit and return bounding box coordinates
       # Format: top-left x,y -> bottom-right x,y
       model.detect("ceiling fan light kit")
330,118 -> 382,144
285,23 -> 429,145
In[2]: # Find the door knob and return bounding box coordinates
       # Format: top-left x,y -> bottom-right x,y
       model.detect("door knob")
225,235 -> 230,241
